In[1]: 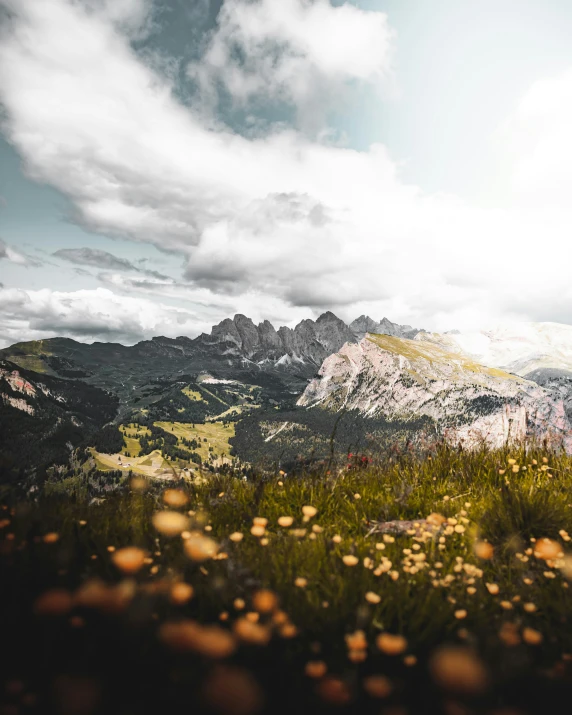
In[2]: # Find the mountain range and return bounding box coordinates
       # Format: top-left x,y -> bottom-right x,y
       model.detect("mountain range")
0,312 -> 418,401
3,311 -> 572,483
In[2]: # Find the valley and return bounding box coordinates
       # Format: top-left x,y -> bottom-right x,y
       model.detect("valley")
3,312 -> 572,490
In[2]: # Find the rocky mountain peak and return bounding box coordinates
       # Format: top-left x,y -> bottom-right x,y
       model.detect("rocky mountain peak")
196,311 -> 355,366
350,315 -> 420,340
128,310 -> 427,374
233,313 -> 255,327
232,314 -> 260,357
350,315 -> 380,335
209,317 -> 241,347
316,311 -> 342,323
298,333 -> 572,453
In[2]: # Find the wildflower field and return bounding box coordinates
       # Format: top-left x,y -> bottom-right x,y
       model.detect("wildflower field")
2,446 -> 572,714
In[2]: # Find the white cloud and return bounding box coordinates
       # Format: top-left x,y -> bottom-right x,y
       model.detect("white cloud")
0,286 -> 209,347
0,285 -> 321,348
0,0 -> 571,345
499,68 -> 572,208
78,0 -> 157,40
187,0 -> 395,132
0,237 -> 38,266
95,271 -> 316,328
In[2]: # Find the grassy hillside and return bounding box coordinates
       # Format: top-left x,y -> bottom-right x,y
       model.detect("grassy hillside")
2,445 -> 572,713
119,423 -> 151,457
367,333 -> 525,381
89,421 -> 236,479
154,421 -> 236,464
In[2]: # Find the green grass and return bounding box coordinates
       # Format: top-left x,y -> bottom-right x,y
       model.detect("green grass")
91,449 -> 117,472
367,333 -> 524,380
154,420 -> 235,462
182,387 -> 204,401
90,447 -> 169,477
4,354 -> 50,373
3,445 -> 572,712
119,423 -> 151,457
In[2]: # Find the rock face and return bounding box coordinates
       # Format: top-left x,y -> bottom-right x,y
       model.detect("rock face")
297,333 -> 572,452
197,311 -> 356,366
350,315 -> 420,341
524,368 -> 572,422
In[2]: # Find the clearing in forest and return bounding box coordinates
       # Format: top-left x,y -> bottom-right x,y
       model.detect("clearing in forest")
182,387 -> 204,401
90,447 -> 175,479
154,420 -> 235,463
119,423 -> 151,457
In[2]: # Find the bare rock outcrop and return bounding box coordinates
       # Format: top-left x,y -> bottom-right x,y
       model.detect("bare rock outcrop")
298,333 -> 572,452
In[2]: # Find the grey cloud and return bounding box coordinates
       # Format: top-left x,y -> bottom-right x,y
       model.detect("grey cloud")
284,279 -> 391,310
183,260 -> 248,294
117,278 -> 166,290
496,291 -> 572,327
53,247 -> 170,280
141,269 -> 171,281
96,273 -> 175,291
57,160 -> 226,249
141,267 -> 170,280
183,192 -> 333,293
0,289 -> 144,344
235,192 -> 331,230
29,315 -> 144,342
54,247 -> 137,271
94,273 -> 233,313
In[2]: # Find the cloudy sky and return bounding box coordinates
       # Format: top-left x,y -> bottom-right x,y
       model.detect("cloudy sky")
1,0 -> 572,347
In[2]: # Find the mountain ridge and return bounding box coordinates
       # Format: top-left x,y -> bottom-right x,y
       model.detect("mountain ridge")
350,315 -> 420,340
2,311 -> 422,370
5,314 -> 572,482
297,332 -> 572,452
0,311 -> 388,391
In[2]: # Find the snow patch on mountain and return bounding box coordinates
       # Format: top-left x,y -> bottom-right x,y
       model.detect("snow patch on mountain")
275,353 -> 306,367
